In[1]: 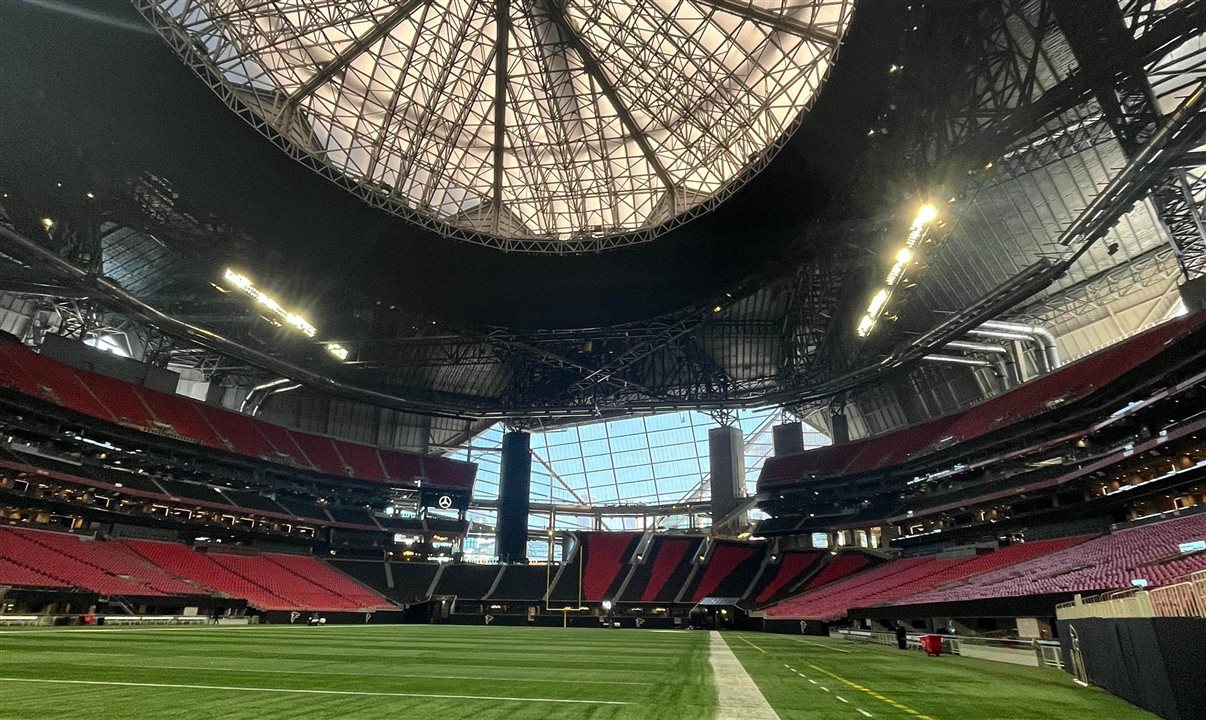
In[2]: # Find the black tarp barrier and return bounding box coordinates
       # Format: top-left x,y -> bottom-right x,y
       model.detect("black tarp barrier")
1056,617 -> 1206,720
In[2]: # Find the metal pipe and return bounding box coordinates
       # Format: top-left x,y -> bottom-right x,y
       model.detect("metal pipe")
944,340 -> 1009,354
922,354 -> 992,367
978,320 -> 1061,371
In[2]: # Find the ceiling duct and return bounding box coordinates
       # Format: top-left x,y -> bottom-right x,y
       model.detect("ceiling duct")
971,321 -> 1060,374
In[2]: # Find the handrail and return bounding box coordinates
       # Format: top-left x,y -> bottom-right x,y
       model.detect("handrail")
1056,568 -> 1206,620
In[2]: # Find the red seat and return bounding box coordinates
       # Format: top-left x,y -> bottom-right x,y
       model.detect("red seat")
333,441 -> 386,483
0,346 -> 115,422
290,432 -> 348,477
77,372 -> 155,428
380,450 -> 422,483
135,388 -> 226,448
196,404 -> 280,459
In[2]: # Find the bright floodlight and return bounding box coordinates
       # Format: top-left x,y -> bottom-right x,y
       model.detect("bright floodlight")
601,599 -> 613,611
915,203 -> 939,226
135,0 -> 855,252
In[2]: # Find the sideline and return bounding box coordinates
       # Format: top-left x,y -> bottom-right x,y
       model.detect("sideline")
710,632 -> 780,720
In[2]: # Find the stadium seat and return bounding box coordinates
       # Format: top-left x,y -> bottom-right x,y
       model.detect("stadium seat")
122,540 -> 292,609
755,551 -> 822,605
691,543 -> 760,602
0,555 -> 69,588
581,532 -> 641,602
264,553 -> 392,609
0,528 -> 168,596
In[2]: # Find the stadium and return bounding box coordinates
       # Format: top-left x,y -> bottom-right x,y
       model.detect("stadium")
0,0 -> 1204,718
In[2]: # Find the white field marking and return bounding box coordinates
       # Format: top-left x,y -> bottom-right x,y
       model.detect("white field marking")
2,660 -> 653,686
735,635 -> 767,654
790,637 -> 852,654
710,633 -> 780,720
0,625 -> 393,636
837,696 -> 849,703
808,679 -> 817,685
0,678 -> 630,705
858,709 -> 873,717
820,686 -> 830,693
795,673 -> 808,678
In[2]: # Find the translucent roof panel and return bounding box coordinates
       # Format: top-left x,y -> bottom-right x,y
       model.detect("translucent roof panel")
136,0 -> 855,251
455,409 -> 829,560
454,409 -> 830,507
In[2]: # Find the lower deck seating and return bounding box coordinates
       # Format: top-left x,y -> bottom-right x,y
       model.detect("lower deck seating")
206,553 -> 364,610
14,528 -> 200,595
691,543 -> 762,602
897,515 -> 1206,604
265,553 -> 391,608
0,555 -> 69,588
433,564 -> 501,600
581,532 -> 640,602
0,527 -> 406,610
632,537 -> 700,602
123,540 -> 290,609
766,535 -> 1110,620
490,565 -> 551,601
765,556 -> 953,620
799,552 -> 873,593
754,551 -> 822,606
0,527 -> 175,596
386,562 -> 440,603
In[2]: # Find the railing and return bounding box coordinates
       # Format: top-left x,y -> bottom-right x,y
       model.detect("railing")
831,628 -> 1063,668
1056,569 -> 1206,620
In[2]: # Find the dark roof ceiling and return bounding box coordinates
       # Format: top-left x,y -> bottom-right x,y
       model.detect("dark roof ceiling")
2,0 -> 1200,423
0,0 -> 904,330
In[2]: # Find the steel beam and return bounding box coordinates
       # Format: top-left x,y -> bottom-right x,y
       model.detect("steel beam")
689,0 -> 840,45
492,0 -> 511,234
276,0 -> 429,130
533,0 -> 678,202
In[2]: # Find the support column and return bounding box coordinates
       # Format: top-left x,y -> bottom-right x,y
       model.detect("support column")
496,431 -> 531,564
709,425 -> 746,535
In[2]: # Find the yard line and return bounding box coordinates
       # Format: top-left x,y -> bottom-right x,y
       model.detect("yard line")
790,637 -> 852,653
710,633 -> 780,720
0,660 -> 653,686
0,677 -> 631,705
735,635 -> 768,654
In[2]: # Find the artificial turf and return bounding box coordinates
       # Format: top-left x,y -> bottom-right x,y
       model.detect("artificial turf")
0,625 -> 1156,719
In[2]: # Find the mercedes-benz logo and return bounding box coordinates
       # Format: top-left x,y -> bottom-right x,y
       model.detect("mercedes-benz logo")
437,494 -> 453,509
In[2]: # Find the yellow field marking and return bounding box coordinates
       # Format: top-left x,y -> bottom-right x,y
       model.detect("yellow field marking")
736,635 -> 767,654
805,663 -> 935,720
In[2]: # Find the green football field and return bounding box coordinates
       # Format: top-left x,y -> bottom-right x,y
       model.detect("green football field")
0,624 -> 1155,719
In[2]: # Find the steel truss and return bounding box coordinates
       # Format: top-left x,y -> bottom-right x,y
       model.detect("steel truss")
4,1 -> 1204,422
1053,0 -> 1206,277
131,0 -> 854,252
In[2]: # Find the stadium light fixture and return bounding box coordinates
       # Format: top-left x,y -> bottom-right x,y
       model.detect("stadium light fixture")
856,203 -> 939,338
222,268 -> 317,338
601,600 -> 613,611
325,342 -> 349,361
